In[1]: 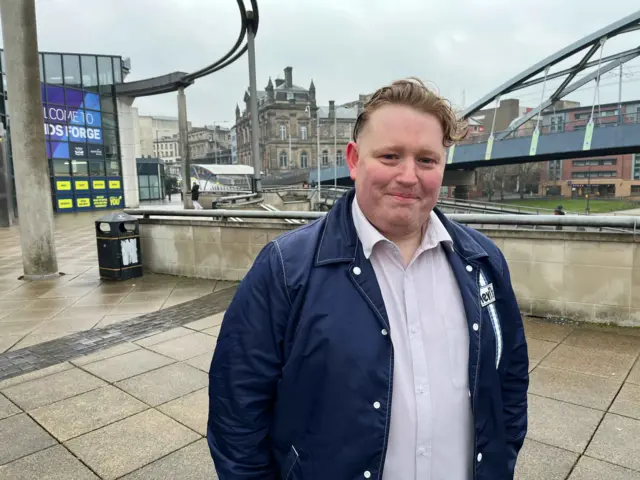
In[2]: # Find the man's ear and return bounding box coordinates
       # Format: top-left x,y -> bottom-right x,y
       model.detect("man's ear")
346,141 -> 359,181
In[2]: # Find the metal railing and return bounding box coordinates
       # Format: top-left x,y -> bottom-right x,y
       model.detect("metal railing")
123,208 -> 640,233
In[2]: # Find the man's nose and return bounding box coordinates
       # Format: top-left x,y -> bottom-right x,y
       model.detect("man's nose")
395,158 -> 419,185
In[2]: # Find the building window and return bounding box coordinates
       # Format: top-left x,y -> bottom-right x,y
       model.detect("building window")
97,56 -> 114,86
572,158 -> 617,167
280,125 -> 287,140
633,154 -> 640,180
62,55 -> 81,87
322,150 -> 329,165
280,151 -> 288,168
336,150 -> 344,166
80,55 -> 98,89
300,125 -> 308,140
571,170 -> 617,179
44,54 -> 63,85
300,151 -> 308,168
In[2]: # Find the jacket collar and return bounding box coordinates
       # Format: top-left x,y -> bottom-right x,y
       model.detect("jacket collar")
314,188 -> 489,266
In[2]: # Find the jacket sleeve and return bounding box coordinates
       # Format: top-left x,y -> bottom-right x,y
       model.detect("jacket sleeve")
207,241 -> 291,479
499,251 -> 529,476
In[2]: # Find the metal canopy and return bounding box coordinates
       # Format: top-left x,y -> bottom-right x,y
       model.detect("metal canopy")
115,0 -> 259,98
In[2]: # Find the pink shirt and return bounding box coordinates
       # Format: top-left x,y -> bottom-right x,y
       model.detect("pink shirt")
352,196 -> 473,480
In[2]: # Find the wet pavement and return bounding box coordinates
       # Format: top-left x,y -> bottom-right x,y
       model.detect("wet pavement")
1,212 -> 640,478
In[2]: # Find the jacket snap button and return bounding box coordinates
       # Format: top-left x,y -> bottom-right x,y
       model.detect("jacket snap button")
353,267 -> 362,275
466,265 -> 473,272
477,453 -> 483,462
373,401 -> 381,409
364,472 -> 371,478
381,329 -> 388,336
472,323 -> 479,331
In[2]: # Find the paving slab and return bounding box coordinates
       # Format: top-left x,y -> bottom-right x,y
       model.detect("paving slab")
514,439 -> 578,480
0,413 -> 57,465
524,319 -> 573,343
609,382 -> 640,420
115,362 -> 209,407
628,358 -> 640,385
186,351 -> 214,373
586,413 -> 640,471
541,344 -> 636,380
121,439 -> 217,480
0,445 -> 99,479
1,367 -> 106,411
526,338 -> 557,364
0,362 -> 73,390
71,342 -> 140,367
64,409 -> 200,480
146,332 -> 219,361
562,329 -> 640,356
0,393 -> 20,421
134,327 -> 194,347
29,385 -> 148,442
202,325 -> 221,337
158,388 -> 208,435
526,394 -> 603,453
185,312 -> 225,331
568,455 -> 640,480
79,349 -> 175,383
528,366 -> 621,410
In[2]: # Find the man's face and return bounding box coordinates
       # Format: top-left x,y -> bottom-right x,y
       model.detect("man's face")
346,104 -> 446,238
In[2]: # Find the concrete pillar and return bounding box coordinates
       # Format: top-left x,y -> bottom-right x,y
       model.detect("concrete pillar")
0,0 -> 58,279
0,123 -> 15,227
178,87 -> 191,208
116,97 -> 139,208
453,185 -> 470,200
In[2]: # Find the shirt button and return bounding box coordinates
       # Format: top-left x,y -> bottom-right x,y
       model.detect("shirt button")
417,386 -> 424,394
373,401 -> 381,409
466,265 -> 473,272
411,327 -> 418,334
353,267 -> 362,275
477,453 -> 483,462
418,447 -> 426,456
364,471 -> 371,478
472,323 -> 479,331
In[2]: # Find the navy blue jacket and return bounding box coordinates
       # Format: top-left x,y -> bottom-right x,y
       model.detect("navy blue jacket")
208,188 -> 528,480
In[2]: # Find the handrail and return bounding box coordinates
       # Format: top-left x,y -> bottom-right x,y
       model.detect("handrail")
124,208 -> 640,229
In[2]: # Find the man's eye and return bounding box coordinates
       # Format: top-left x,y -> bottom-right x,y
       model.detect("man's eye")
382,154 -> 397,160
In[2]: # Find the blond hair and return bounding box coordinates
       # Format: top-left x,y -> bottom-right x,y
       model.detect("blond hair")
352,77 -> 467,147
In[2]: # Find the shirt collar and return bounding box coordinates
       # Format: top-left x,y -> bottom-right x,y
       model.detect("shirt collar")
351,194 -> 453,260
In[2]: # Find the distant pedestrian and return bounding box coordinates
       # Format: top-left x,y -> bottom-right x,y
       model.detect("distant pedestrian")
191,182 -> 202,210
165,177 -> 172,202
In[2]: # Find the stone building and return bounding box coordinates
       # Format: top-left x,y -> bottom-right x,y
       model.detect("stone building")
234,66 -> 359,173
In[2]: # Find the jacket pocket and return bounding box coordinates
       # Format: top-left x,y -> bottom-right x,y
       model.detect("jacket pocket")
282,445 -> 300,480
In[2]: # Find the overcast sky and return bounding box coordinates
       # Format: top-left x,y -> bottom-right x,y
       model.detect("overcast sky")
4,0 -> 640,126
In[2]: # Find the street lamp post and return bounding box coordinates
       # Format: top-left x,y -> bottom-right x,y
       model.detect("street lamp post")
585,166 -> 592,215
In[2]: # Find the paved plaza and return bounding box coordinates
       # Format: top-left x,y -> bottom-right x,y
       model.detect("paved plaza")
1,213 -> 640,478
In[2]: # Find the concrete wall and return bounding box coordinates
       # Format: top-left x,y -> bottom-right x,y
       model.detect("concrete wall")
486,229 -> 640,326
138,219 -> 640,326
139,220 -> 290,281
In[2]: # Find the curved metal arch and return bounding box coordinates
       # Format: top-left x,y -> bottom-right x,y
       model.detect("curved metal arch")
115,0 -> 259,98
459,9 -> 640,120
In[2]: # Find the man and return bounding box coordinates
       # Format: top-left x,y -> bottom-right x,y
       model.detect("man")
191,181 -> 202,210
208,78 -> 528,480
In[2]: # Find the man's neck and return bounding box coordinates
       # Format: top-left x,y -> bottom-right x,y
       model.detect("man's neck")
384,221 -> 427,267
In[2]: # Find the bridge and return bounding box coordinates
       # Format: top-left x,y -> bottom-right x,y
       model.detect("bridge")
310,9 -> 640,184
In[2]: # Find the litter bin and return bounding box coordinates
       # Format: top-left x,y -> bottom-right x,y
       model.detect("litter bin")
95,212 -> 143,281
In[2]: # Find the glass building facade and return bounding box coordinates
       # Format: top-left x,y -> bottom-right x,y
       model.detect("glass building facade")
0,50 -> 124,213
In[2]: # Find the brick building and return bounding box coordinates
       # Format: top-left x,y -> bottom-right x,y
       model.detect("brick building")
539,100 -> 640,198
